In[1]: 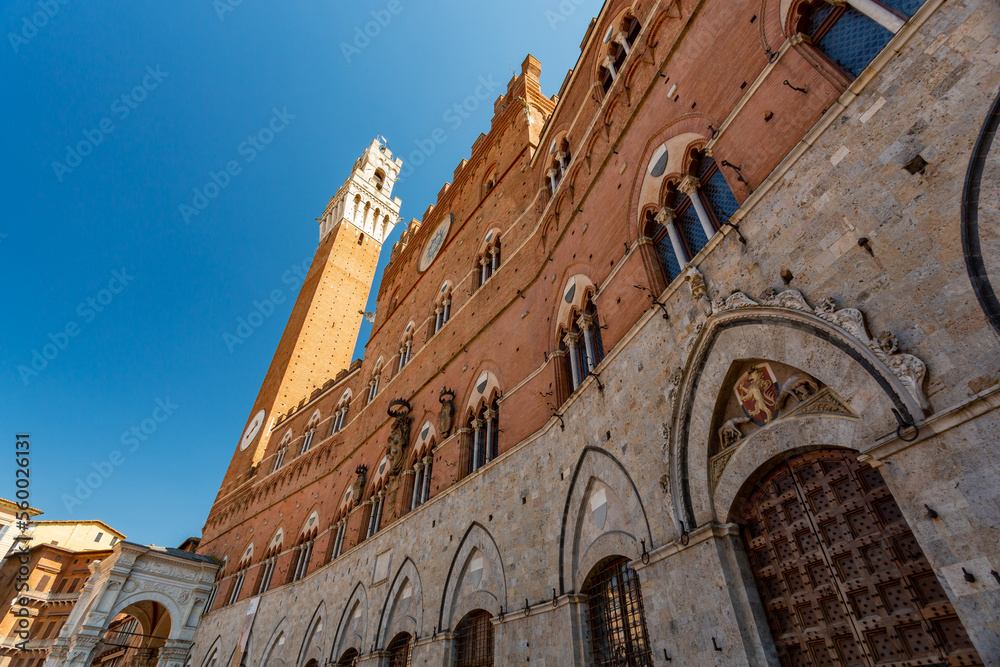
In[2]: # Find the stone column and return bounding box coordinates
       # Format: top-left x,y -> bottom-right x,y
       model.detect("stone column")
442,298 -> 451,323
421,455 -> 432,502
471,419 -> 483,472
484,409 -> 496,463
614,30 -> 632,55
564,332 -> 582,388
577,314 -> 597,374
411,462 -> 424,509
655,206 -> 689,266
490,245 -> 499,273
602,54 -> 618,79
547,167 -> 559,193
678,175 -> 716,242
834,0 -> 905,31
434,306 -> 443,332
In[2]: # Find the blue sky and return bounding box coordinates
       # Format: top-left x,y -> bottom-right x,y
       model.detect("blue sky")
1,0 -> 597,546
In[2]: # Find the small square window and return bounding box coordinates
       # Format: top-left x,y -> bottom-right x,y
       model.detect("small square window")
94,532 -> 103,542
111,536 -> 118,546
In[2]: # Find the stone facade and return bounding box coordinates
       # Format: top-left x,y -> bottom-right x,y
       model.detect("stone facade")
190,0 -> 1000,665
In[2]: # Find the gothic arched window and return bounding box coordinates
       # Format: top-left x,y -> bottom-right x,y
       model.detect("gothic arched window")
331,392 -> 351,435
547,135 -> 572,195
387,632 -> 413,667
336,648 -> 359,667
598,13 -> 642,95
797,0 -> 918,79
583,556 -> 653,667
652,149 -> 738,270
474,232 -> 501,290
290,529 -> 316,583
465,396 -> 499,476
433,283 -> 453,334
560,298 -> 605,393
410,441 -> 434,512
397,325 -> 414,372
455,610 -> 494,667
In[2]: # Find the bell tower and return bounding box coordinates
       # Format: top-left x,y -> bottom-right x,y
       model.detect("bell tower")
219,138 -> 402,493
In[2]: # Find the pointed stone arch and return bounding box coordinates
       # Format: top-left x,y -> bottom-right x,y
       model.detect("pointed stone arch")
295,602 -> 326,667
559,446 -> 654,595
462,369 -> 503,420
669,294 -> 927,530
438,523 -> 507,631
199,636 -> 223,667
375,557 -> 423,648
257,618 -> 291,667
330,582 -> 368,662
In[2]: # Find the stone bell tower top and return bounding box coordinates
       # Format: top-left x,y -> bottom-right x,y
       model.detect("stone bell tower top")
212,138 -> 404,497
318,136 -> 403,244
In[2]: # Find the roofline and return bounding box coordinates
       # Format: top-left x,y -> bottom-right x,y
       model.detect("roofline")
534,0 -> 617,166
31,519 -> 126,538
0,498 -> 42,515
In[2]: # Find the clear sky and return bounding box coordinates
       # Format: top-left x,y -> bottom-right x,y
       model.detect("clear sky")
1,0 -> 598,546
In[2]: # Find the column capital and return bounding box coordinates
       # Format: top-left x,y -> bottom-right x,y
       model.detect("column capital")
577,313 -> 594,331
654,206 -> 676,225
678,175 -> 701,194
563,331 -> 580,348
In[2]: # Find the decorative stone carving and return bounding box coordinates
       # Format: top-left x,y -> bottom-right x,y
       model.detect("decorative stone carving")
684,265 -> 712,315
437,387 -> 456,438
386,399 -> 413,477
711,289 -> 930,412
351,465 -> 368,508
662,368 -> 683,461
785,388 -> 858,419
719,416 -> 751,448
779,373 -> 819,407
712,291 -> 760,312
760,287 -> 813,313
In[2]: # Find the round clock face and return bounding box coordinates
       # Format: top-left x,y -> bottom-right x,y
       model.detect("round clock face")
418,214 -> 452,273
240,409 -> 266,451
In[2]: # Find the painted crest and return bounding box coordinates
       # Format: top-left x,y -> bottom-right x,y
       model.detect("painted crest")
734,363 -> 780,426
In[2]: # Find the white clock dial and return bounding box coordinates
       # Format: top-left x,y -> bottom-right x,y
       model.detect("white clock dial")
240,409 -> 266,451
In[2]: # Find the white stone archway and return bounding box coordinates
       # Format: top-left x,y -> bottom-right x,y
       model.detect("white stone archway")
45,542 -> 219,667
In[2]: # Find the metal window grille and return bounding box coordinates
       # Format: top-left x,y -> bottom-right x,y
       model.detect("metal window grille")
879,0 -> 922,17
674,195 -> 708,256
653,233 -> 682,283
584,557 -> 654,667
699,166 -> 740,224
455,610 -> 494,667
816,6 -> 893,78
336,648 -> 359,666
589,305 -> 605,367
387,633 -> 413,667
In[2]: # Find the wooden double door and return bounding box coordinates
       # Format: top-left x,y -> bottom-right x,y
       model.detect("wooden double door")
739,449 -> 982,666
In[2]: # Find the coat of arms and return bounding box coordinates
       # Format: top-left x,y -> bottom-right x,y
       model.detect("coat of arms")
734,363 -> 780,426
